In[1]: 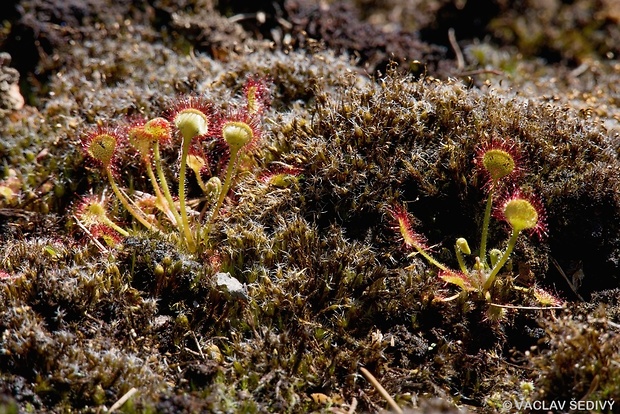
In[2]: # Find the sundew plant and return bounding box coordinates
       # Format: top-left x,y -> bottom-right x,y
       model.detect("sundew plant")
391,139 -> 559,306
77,77 -> 286,253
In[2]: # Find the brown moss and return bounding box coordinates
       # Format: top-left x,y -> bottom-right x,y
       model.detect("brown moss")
1,0 -> 620,412
528,309 -> 620,402
284,0 -> 447,75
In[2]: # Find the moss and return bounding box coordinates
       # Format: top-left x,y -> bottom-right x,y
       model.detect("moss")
528,308 -> 620,402
339,0 -> 620,64
0,238 -> 166,411
488,0 -> 620,63
283,0 -> 447,75
1,0 -> 620,412
278,72 -> 620,296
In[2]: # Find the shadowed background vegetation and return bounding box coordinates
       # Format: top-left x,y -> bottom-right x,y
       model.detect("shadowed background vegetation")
1,0 -> 620,412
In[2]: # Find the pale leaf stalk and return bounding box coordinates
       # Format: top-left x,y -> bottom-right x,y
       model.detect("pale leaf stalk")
106,169 -> 162,233
153,141 -> 185,231
483,229 -> 520,291
455,246 -> 468,274
203,147 -> 240,240
143,159 -> 175,222
177,134 -> 197,251
408,244 -> 449,272
194,172 -> 208,194
479,182 -> 496,268
100,215 -> 130,237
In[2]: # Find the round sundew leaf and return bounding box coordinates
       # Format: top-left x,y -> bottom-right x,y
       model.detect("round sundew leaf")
222,121 -> 253,150
482,149 -> 515,181
174,108 -> 209,140
87,133 -> 117,167
503,198 -> 538,232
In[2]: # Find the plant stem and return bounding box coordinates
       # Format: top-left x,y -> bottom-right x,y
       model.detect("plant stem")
144,159 -> 170,217
153,142 -> 185,231
194,171 -> 208,194
410,245 -> 449,272
483,229 -> 520,291
106,169 -> 161,233
455,245 -> 468,274
479,183 -> 496,268
178,135 -> 196,251
203,147 -> 240,240
100,215 -> 129,237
